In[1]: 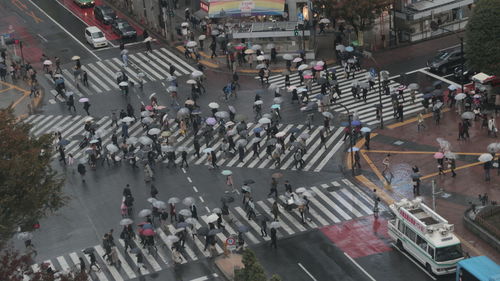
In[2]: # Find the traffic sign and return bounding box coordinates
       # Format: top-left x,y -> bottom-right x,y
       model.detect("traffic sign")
369,68 -> 377,78
226,237 -> 236,245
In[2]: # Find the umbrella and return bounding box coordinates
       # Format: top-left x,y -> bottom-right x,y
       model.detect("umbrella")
313,65 -> 323,71
53,74 -> 63,78
241,185 -> 252,192
167,76 -> 177,81
256,63 -> 266,70
411,172 -> 422,180
191,70 -> 203,78
176,222 -> 190,229
295,198 -> 306,205
237,224 -> 250,233
120,218 -> 134,226
259,118 -> 271,124
275,131 -> 286,138
179,209 -> 192,217
88,139 -> 99,144
478,153 -> 493,162
198,34 -> 206,40
296,187 -> 306,193
119,81 -> 128,87
267,139 -> 278,145
138,209 -> 152,217
293,57 -> 303,63
461,112 -> 475,120
143,36 -> 153,42
433,152 -> 444,159
106,144 -> 119,153
138,136 -> 153,145
252,127 -> 263,134
244,49 -> 255,54
407,83 -> 419,90
361,127 -> 371,133
433,102 -> 443,110
197,227 -> 209,236
58,139 -> 70,146
148,128 -> 161,135
212,208 -> 222,214
177,146 -> 188,152
345,46 -> 354,52
186,41 -> 197,48
302,190 -> 317,198
303,75 -> 313,79
82,247 -> 95,254
182,197 -> 195,206
251,44 -> 262,50
185,100 -> 195,106
208,229 -> 223,236
185,217 -> 198,225
215,111 -> 229,119
119,117 -> 133,124
211,29 -> 219,36
322,112 -> 333,119
256,55 -> 265,61
166,235 -> 180,243
71,55 -> 80,61
243,179 -> 255,185
177,107 -> 190,116
298,64 -> 309,71
455,93 -> 466,100
206,117 -> 217,126
271,104 -> 280,109
16,232 -> 33,240
487,143 -> 500,153
444,151 -> 457,159
269,83 -> 280,90
141,111 -> 152,117
266,43 -> 275,49
300,132 -> 310,139
347,147 -> 360,152
319,18 -> 331,24
153,200 -> 167,209
142,229 -> 155,236
168,197 -> 180,204
225,121 -> 235,127
351,120 -> 362,126
423,93 -> 433,99
222,170 -> 232,176
335,44 -> 345,51
236,139 -> 248,147
181,22 -> 189,27
272,172 -> 283,179
273,97 -> 283,104
43,60 -> 52,65
186,79 -> 197,85
283,54 -> 293,60
79,98 -> 89,103
203,147 -> 214,153
254,100 -> 264,105
270,221 -> 281,229
207,213 -> 219,223
448,85 -> 457,91
208,102 -> 219,109
161,145 -> 174,152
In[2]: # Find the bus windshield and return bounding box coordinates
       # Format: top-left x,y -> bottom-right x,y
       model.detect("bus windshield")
436,244 -> 462,262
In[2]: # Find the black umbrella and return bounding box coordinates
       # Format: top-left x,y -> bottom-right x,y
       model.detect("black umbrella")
208,229 -> 223,236
82,247 -> 94,254
130,247 -> 141,254
221,194 -> 235,203
317,77 -> 327,85
432,89 -> 443,97
243,179 -> 255,185
424,86 -> 434,93
197,226 -> 209,236
237,224 -> 250,233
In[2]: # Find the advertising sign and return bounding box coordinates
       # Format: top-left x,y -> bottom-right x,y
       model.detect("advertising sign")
208,0 -> 285,18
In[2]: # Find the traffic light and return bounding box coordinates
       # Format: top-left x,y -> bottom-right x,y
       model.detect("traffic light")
294,28 -> 299,36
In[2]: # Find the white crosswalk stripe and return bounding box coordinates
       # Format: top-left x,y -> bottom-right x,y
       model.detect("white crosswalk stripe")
42,48 -> 195,97
256,67 -> 424,125
35,179 -> 378,281
27,114 -> 352,172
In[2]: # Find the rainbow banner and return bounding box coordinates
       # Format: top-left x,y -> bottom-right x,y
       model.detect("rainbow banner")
208,0 -> 285,18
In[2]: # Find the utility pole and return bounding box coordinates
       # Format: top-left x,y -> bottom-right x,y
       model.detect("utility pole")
431,179 -> 443,211
378,70 -> 384,129
337,103 -> 355,176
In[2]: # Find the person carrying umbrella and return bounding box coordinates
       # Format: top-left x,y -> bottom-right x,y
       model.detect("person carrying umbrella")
169,202 -> 177,223
246,197 -> 256,220
270,227 -> 277,249
77,162 -> 86,182
268,178 -> 278,198
67,93 -> 76,112
88,251 -> 100,272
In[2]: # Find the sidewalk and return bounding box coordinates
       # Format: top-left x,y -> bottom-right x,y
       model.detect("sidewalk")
348,108 -> 500,263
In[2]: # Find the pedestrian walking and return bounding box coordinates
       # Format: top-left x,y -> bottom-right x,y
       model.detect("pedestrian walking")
488,116 -> 497,137
353,150 -> 361,169
77,163 -> 86,182
180,150 -> 189,167
88,252 -> 100,272
260,218 -> 268,237
83,101 -> 91,116
67,94 -> 76,112
268,178 -> 278,198
271,201 -> 279,221
447,158 -> 457,177
373,196 -> 380,218
79,257 -> 86,274
136,252 -> 147,273
484,161 -> 492,181
169,202 -> 177,223
364,132 -> 371,150
270,228 -> 277,249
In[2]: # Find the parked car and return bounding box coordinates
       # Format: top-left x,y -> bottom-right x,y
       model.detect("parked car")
84,26 -> 108,48
427,49 -> 465,75
453,65 -> 477,82
94,5 -> 117,25
73,0 -> 95,8
111,19 -> 137,39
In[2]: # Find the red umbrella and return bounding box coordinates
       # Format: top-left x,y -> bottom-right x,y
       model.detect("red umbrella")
145,105 -> 154,111
143,228 -> 155,236
235,45 -> 245,50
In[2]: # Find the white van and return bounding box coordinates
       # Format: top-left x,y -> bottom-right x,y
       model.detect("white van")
85,26 -> 108,48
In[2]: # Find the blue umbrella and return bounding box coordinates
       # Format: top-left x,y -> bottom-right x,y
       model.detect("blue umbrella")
271,104 -> 280,109
55,78 -> 64,85
315,94 -> 324,100
422,93 -> 433,99
347,147 -> 360,152
237,224 -> 250,233
351,120 -> 361,126
290,128 -> 301,133
142,223 -> 153,230
345,46 -> 354,52
253,127 -> 263,133
340,121 -> 349,127
58,139 -> 70,146
327,67 -> 336,73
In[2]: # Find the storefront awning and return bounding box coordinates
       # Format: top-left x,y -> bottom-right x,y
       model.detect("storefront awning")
208,0 -> 285,18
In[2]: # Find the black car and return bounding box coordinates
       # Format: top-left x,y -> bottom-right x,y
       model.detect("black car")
94,5 -> 117,25
453,65 -> 477,82
111,19 -> 137,39
427,49 -> 465,75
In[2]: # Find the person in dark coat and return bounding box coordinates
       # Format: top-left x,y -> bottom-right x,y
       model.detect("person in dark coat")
190,204 -> 198,219
270,228 -> 277,249
364,132 -> 371,150
67,94 -> 76,112
77,163 -> 86,182
83,101 -> 91,115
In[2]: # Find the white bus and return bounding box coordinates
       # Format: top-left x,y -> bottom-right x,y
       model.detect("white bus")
388,198 -> 464,275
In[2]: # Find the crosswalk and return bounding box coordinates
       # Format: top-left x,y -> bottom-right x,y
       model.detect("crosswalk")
25,114 -> 349,172
256,65 -> 424,126
32,179 -> 379,281
45,48 -> 198,103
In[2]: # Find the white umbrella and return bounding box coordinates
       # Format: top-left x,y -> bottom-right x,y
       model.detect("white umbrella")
212,207 -> 222,214
298,64 -> 309,71
84,116 -> 94,122
408,83 -> 419,90
478,153 -> 493,162
487,143 -> 500,153
208,102 -> 219,109
141,111 -> 152,117
270,221 -> 281,228
319,18 -> 330,24
448,85 -> 457,91
167,76 -> 177,81
119,81 -> 128,87
268,83 -> 279,90
455,93 -> 466,100
16,232 -> 33,240
335,45 -> 345,51
191,70 -> 203,78
181,22 -> 189,27
251,44 -> 262,50
71,56 -> 80,61
139,136 -> 153,145
179,209 -> 192,217
182,197 -> 195,206
143,36 -> 153,42
207,213 -> 219,223
79,98 -> 89,103
43,60 -> 52,65
203,147 -> 213,153
255,64 -> 267,70
244,49 -> 255,54
120,218 -> 133,226
186,41 -> 197,48
316,61 -> 325,66
106,144 -> 119,153
257,55 -> 265,61
293,57 -> 303,63
126,137 -> 138,145
258,118 -> 271,124
198,35 -> 206,40
296,187 -> 307,193
122,116 -> 134,123
153,200 -> 167,209
283,54 -> 293,60
148,128 -> 161,135
166,235 -> 180,243
254,100 -> 263,105
360,127 -> 371,133
186,79 -> 197,85
138,209 -> 152,217
168,197 -> 180,204
167,86 -> 177,92
275,132 -> 286,138
266,43 -> 275,49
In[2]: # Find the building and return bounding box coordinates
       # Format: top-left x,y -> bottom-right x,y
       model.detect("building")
394,0 -> 474,42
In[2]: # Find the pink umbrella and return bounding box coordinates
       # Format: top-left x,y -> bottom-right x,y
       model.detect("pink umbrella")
235,45 -> 245,50
142,228 -> 155,236
156,105 -> 167,110
433,152 -> 444,159
313,65 -> 323,71
397,85 -> 407,91
206,117 -> 217,125
303,75 -> 313,79
145,105 -> 154,111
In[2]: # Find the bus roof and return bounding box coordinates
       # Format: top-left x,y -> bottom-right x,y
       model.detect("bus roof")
458,256 -> 500,281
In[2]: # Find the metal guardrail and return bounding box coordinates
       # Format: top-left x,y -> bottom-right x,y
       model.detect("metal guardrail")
475,206 -> 500,240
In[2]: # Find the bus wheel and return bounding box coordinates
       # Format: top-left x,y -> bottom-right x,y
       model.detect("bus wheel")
425,263 -> 433,274
396,240 -> 404,251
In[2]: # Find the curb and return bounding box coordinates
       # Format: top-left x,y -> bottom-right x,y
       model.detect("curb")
17,87 -> 44,121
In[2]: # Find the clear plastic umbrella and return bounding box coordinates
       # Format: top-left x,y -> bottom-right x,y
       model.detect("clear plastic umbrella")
182,197 -> 195,206
179,209 -> 192,217
120,218 -> 134,226
106,144 -> 119,153
138,209 -> 152,217
168,197 -> 180,204
139,136 -> 153,145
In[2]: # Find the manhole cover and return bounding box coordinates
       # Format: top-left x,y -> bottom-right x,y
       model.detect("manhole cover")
393,140 -> 404,145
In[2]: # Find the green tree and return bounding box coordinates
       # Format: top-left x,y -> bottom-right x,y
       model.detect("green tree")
269,274 -> 282,281
464,0 -> 500,76
234,249 -> 279,281
0,247 -> 87,281
331,0 -> 389,37
0,108 -> 66,245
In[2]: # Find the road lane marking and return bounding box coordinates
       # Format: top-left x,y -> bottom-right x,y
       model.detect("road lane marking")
418,69 -> 459,87
189,273 -> 219,281
193,186 -> 198,192
37,33 -> 48,42
344,252 -> 377,281
390,244 -> 436,280
26,0 -> 100,60
297,262 -> 318,281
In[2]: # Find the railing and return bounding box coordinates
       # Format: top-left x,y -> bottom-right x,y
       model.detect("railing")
475,206 -> 500,240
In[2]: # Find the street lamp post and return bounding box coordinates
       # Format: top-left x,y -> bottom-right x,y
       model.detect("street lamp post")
337,103 -> 355,176
378,70 -> 384,129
